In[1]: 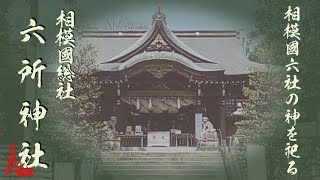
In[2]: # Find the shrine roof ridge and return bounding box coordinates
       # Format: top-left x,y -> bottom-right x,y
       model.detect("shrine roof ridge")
80,30 -> 240,38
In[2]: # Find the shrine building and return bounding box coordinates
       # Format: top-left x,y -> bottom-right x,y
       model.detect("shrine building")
82,9 -> 265,148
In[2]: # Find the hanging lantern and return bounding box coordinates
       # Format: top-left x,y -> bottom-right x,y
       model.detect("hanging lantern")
148,97 -> 152,109
177,97 -> 181,109
136,97 -> 140,110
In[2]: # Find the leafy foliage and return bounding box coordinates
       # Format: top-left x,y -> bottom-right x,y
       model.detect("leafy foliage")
235,0 -> 320,179
0,0 -> 26,143
35,43 -> 104,162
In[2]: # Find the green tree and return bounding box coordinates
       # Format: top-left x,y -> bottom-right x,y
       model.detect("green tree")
34,43 -> 104,163
0,0 -> 26,143
235,0 -> 319,179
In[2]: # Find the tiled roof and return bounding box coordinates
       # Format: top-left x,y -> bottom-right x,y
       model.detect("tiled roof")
99,51 -> 224,72
82,35 -> 265,75
79,10 -> 266,75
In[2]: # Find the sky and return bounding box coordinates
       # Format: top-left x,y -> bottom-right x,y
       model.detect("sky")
5,0 -> 258,66
8,0 -> 258,36
77,0 -> 258,32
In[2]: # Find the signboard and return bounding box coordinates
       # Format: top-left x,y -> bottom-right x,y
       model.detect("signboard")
147,131 -> 170,147
135,125 -> 142,135
126,126 -> 132,135
175,129 -> 181,135
170,129 -> 181,134
195,113 -> 203,139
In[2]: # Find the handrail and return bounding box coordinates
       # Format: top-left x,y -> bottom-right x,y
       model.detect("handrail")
224,135 -> 245,180
218,129 -> 232,180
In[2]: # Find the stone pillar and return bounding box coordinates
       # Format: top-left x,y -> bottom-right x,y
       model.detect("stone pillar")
246,144 -> 267,180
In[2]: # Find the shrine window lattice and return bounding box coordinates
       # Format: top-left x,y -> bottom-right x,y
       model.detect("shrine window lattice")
225,98 -> 247,117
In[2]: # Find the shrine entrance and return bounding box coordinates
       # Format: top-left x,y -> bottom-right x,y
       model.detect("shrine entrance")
129,112 -> 195,133
119,101 -> 199,147
112,68 -> 201,147
98,61 -> 223,148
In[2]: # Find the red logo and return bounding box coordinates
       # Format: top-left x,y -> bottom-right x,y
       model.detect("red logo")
3,142 -> 34,177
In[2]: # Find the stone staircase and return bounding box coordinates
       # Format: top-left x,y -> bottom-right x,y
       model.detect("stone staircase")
96,147 -> 227,180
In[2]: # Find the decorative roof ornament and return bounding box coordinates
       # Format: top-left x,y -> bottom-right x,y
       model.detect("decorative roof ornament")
146,34 -> 172,51
152,7 -> 167,25
145,64 -> 173,79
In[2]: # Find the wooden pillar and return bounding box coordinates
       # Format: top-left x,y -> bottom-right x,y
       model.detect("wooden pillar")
140,136 -> 143,147
197,82 -> 201,105
116,82 -> 121,105
175,136 -> 178,147
220,83 -> 226,139
187,135 -> 189,147
220,100 -> 226,139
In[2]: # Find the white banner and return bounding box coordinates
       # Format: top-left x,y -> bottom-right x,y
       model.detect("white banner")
195,113 -> 203,139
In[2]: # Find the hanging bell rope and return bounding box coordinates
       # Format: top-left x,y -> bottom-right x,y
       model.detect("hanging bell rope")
148,97 -> 152,109
136,97 -> 140,110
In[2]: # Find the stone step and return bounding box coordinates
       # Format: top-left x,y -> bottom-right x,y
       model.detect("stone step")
122,147 -> 199,152
95,174 -> 227,180
98,150 -> 227,180
102,154 -> 221,158
98,164 -> 225,170
102,157 -> 223,162
96,169 -> 226,175
101,160 -> 224,166
103,151 -> 221,157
